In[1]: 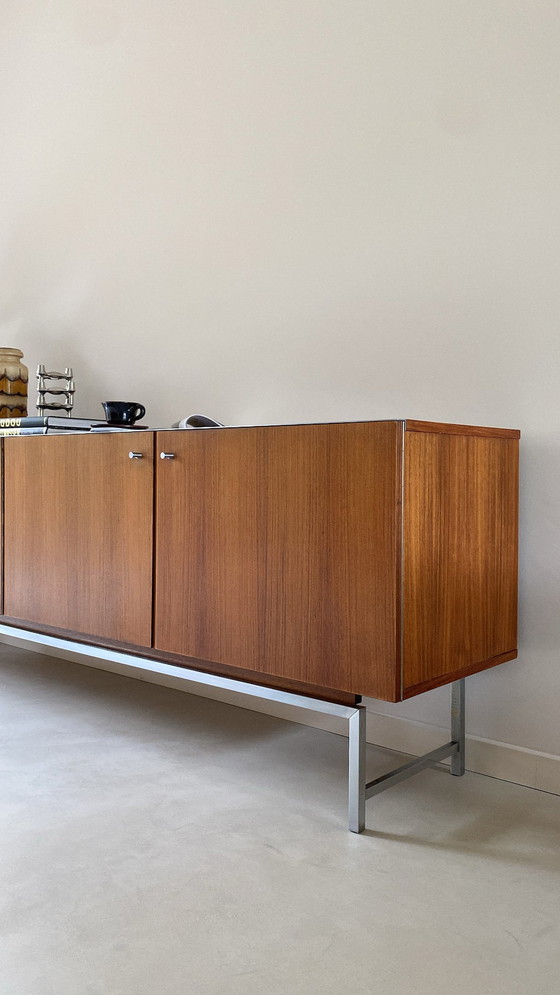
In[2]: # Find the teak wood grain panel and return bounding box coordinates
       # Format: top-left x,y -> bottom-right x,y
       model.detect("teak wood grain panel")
3,433 -> 153,645
154,422 -> 402,699
402,429 -> 519,695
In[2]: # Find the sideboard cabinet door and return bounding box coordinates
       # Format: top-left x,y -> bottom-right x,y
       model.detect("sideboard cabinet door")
3,433 -> 154,646
153,422 -> 402,700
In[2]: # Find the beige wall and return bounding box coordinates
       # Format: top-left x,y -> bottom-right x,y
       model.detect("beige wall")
1,2 -> 559,758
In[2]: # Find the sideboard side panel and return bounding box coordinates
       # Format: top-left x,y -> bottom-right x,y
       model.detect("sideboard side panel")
402,430 -> 519,695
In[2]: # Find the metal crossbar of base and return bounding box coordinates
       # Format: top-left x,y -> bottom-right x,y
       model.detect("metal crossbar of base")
0,625 -> 466,833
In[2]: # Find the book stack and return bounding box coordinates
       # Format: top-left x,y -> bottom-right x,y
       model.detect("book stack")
0,416 -> 109,437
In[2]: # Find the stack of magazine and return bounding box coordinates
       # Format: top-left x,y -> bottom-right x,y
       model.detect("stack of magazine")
0,416 -> 113,436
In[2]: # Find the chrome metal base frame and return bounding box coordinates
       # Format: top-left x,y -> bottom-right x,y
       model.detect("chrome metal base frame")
348,679 -> 466,832
0,625 -> 465,834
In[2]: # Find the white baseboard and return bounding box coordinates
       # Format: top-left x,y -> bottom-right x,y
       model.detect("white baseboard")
2,633 -> 559,797
363,708 -> 560,796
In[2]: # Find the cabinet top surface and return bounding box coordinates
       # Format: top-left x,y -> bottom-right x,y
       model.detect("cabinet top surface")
2,419 -> 521,440
122,418 -> 521,439
158,419 -> 520,438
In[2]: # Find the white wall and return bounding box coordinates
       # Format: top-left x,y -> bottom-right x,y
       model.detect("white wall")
1,2 -> 559,761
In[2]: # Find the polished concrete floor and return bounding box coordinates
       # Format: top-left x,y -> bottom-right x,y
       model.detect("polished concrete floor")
1,644 -> 559,995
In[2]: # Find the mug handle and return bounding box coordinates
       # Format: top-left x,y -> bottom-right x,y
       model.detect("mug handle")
133,404 -> 146,422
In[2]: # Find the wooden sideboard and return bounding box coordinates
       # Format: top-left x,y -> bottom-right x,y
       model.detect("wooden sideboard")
0,419 -> 519,704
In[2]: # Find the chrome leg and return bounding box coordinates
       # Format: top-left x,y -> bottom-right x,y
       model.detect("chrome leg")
450,678 -> 466,776
350,679 -> 467,831
348,705 -> 366,833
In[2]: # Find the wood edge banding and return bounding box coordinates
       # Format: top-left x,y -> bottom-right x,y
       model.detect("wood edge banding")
402,649 -> 518,699
405,420 -> 520,440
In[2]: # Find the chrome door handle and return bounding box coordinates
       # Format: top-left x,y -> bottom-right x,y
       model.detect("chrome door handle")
128,452 -> 144,459
160,452 -> 176,460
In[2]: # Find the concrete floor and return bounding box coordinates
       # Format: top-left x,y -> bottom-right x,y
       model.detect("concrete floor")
1,644 -> 559,995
